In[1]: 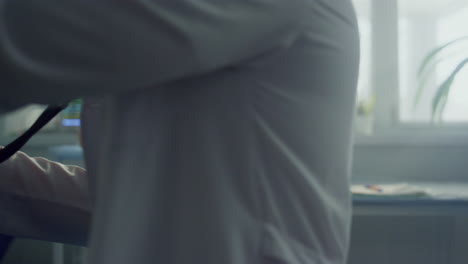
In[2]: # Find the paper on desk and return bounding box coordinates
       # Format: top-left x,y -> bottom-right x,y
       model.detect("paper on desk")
352,183 -> 468,200
351,183 -> 430,197
422,184 -> 468,200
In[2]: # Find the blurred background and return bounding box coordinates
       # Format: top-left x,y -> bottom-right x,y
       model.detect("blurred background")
0,0 -> 468,263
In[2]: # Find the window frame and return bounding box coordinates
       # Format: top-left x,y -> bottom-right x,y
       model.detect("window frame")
354,0 -> 468,145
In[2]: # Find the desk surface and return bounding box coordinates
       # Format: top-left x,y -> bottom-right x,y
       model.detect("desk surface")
354,196 -> 468,206
353,183 -> 468,216
47,147 -> 468,216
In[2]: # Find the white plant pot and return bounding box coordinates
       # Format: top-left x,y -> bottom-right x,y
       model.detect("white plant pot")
355,114 -> 374,135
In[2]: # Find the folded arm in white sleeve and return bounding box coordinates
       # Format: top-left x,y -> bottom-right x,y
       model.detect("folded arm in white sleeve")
0,150 -> 90,246
0,0 -> 306,111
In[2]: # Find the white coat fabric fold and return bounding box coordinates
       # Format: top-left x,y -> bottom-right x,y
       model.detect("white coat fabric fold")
0,151 -> 90,245
0,0 -> 359,263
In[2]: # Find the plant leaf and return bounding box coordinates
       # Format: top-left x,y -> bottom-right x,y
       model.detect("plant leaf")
415,37 -> 468,110
431,58 -> 468,121
432,87 -> 449,124
413,58 -> 442,109
417,35 -> 468,77
431,77 -> 452,122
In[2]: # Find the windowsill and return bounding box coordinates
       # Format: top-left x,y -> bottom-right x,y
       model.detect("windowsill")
354,127 -> 468,146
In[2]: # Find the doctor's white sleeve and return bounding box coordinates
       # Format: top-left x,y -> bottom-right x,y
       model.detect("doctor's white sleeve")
0,0 -> 306,111
0,150 -> 90,246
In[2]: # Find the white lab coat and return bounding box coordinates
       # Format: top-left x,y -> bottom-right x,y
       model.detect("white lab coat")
0,151 -> 90,245
0,0 -> 359,263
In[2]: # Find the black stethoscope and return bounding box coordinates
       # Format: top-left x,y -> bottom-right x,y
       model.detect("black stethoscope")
0,104 -> 67,261
0,104 -> 67,163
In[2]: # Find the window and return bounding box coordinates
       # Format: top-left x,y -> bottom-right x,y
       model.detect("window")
353,0 -> 372,102
352,0 -> 468,141
399,0 -> 468,123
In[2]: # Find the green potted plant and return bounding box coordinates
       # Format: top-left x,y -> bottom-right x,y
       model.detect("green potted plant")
415,36 -> 468,122
355,95 -> 375,135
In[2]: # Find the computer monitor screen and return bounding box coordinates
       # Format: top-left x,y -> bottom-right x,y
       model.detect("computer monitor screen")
61,99 -> 82,127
